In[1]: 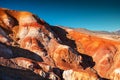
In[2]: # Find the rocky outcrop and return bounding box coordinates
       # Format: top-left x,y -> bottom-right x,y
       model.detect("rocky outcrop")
63,68 -> 99,80
0,8 -> 120,80
54,27 -> 120,79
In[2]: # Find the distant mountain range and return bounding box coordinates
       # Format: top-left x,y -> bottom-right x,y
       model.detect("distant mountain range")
113,30 -> 120,34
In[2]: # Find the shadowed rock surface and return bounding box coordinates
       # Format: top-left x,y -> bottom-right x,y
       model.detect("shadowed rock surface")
0,8 -> 120,80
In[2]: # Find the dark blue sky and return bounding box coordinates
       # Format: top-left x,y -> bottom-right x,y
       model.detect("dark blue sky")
0,0 -> 120,31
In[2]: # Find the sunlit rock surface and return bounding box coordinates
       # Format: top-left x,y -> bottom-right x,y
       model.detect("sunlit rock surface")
0,8 -> 120,80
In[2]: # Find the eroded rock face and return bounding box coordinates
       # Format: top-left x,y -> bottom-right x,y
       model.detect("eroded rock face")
0,8 -> 120,80
63,69 -> 99,80
61,28 -> 120,79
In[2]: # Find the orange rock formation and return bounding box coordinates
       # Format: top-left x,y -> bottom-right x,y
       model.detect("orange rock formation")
0,8 -> 120,80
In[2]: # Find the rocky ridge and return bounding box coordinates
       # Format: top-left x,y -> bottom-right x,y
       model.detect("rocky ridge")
0,8 -> 120,80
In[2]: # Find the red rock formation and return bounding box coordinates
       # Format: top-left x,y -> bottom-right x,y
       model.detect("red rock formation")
1,8 -> 120,80
0,8 -> 88,80
48,39 -> 82,70
64,28 -> 120,79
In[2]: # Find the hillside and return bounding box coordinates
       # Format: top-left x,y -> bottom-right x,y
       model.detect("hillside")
0,8 -> 120,80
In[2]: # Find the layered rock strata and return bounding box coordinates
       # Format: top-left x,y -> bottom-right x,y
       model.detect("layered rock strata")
0,8 -> 120,80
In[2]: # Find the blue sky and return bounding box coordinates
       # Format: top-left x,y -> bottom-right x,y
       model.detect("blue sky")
0,0 -> 120,31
